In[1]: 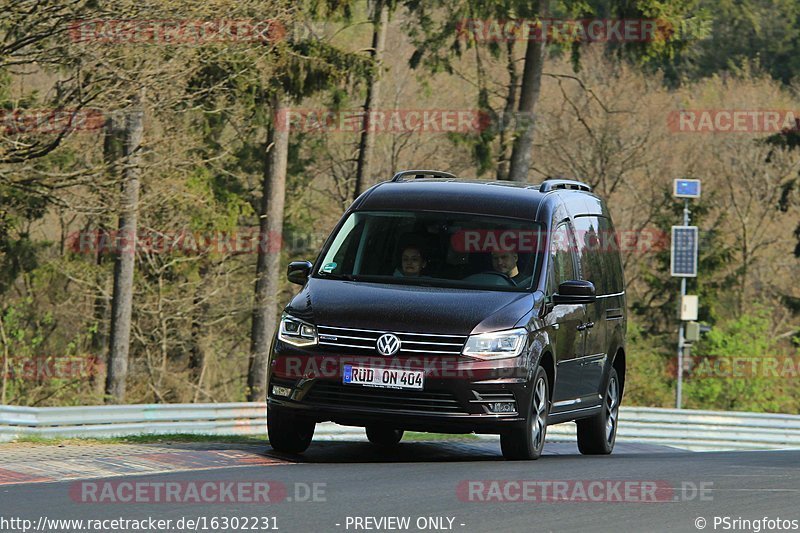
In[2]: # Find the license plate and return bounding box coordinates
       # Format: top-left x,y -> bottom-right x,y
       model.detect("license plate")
343,365 -> 424,390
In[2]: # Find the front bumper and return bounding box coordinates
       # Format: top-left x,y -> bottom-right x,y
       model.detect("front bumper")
267,349 -> 534,434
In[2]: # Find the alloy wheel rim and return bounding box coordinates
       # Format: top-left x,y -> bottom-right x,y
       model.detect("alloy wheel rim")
605,377 -> 619,443
531,376 -> 547,449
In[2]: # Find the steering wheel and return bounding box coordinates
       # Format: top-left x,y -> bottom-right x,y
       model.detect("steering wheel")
477,270 -> 517,287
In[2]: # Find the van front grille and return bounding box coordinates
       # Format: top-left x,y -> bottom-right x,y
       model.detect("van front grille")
316,325 -> 467,356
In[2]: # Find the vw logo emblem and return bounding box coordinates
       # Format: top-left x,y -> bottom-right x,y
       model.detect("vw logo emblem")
376,333 -> 401,356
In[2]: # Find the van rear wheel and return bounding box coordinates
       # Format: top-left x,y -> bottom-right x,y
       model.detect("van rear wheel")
577,367 -> 620,455
365,424 -> 404,446
500,366 -> 549,460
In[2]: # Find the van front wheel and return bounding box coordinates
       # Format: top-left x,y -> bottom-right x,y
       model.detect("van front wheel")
500,366 -> 549,460
267,407 -> 315,454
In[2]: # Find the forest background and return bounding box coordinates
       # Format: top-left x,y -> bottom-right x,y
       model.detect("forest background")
1,0 -> 799,413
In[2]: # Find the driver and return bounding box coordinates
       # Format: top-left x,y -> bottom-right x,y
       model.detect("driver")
491,250 -> 529,286
395,245 -> 428,277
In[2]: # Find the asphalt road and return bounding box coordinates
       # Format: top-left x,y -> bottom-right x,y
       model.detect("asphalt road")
1,439 -> 799,533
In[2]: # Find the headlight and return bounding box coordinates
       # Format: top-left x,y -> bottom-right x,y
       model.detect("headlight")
278,314 -> 317,347
462,328 -> 527,360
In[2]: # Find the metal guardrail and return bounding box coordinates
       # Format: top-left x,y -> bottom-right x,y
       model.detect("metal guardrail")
0,403 -> 267,441
2,403 -> 799,451
546,407 -> 800,451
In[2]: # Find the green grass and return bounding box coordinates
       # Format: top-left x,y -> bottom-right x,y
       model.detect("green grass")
403,432 -> 481,441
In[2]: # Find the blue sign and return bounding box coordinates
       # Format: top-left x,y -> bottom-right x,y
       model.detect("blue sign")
674,179 -> 701,198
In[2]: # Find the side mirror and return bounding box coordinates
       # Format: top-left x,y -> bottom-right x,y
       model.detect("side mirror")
553,280 -> 596,304
287,261 -> 313,285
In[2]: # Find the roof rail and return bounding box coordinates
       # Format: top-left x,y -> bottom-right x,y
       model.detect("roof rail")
538,179 -> 592,193
391,170 -> 458,182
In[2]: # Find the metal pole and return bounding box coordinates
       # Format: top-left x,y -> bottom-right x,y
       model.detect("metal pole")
683,198 -> 690,230
677,278 -> 686,409
676,199 -> 690,409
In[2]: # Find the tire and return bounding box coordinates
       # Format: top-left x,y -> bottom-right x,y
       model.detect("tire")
577,367 -> 620,455
500,365 -> 549,460
365,424 -> 404,446
267,407 -> 315,454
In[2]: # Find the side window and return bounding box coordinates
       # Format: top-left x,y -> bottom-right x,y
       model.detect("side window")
548,222 -> 576,294
572,216 -> 607,295
596,216 -> 624,293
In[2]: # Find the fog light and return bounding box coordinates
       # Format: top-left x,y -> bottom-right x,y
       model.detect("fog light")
272,385 -> 292,398
488,402 -> 516,413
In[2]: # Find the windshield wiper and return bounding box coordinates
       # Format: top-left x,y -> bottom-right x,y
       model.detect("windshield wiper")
317,271 -> 359,281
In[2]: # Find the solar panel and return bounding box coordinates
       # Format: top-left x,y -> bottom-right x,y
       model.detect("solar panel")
671,226 -> 698,277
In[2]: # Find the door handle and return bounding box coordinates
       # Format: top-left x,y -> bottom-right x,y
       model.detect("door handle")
577,323 -> 586,331
577,322 -> 595,331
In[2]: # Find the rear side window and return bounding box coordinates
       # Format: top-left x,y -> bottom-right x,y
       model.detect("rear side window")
596,216 -> 624,293
572,215 -> 624,295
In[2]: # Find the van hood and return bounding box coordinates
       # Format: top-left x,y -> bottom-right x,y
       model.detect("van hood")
285,278 -> 535,335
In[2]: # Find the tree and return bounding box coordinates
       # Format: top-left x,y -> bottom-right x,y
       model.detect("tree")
692,0 -> 800,85
507,0 -> 548,182
248,94 -> 290,401
407,0 -> 710,180
353,0 -> 392,198
105,94 -> 144,403
245,32 -> 370,402
684,308 -> 800,413
0,0 -> 98,167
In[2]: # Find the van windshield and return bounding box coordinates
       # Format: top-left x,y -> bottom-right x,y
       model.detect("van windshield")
315,211 -> 544,291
